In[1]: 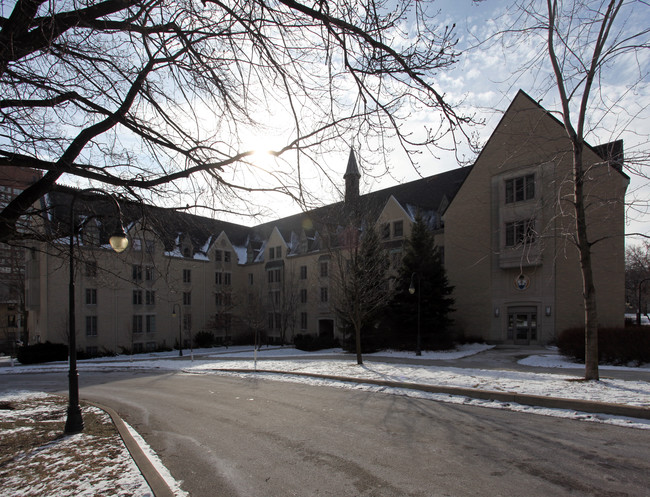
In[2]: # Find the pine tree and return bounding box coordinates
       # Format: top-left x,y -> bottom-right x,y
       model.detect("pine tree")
389,213 -> 454,351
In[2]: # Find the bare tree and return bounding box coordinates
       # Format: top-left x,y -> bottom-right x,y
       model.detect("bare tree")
0,0 -> 473,243
626,240 -> 650,324
488,0 -> 649,380
333,222 -> 392,365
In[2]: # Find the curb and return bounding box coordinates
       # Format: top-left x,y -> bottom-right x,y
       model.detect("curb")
90,402 -> 176,497
218,368 -> 650,420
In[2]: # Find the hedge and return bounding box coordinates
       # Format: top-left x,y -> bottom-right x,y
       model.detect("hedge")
17,342 -> 68,365
557,326 -> 650,366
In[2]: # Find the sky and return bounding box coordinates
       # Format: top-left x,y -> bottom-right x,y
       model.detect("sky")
241,0 -> 650,240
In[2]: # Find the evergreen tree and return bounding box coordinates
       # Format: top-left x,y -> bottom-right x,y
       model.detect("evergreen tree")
389,213 -> 454,350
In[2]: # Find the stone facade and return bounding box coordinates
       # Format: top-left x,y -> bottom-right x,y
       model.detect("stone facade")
24,91 -> 628,353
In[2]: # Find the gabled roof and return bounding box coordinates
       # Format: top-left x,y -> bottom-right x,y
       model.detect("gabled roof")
44,160 -> 472,260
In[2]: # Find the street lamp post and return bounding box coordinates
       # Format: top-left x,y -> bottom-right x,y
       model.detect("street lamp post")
172,304 -> 183,357
408,272 -> 422,356
65,189 -> 128,434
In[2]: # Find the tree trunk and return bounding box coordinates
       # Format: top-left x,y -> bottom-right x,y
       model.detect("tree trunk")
355,322 -> 363,365
573,144 -> 599,380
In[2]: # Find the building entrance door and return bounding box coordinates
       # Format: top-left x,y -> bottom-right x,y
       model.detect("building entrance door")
507,307 -> 537,345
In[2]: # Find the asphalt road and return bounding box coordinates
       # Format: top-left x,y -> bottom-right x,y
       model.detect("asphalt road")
3,370 -> 650,497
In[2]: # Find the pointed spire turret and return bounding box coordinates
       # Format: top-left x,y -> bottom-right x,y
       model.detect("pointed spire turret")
344,148 -> 360,205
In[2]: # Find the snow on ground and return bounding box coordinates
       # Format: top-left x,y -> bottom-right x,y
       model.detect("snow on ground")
0,391 -> 155,497
2,344 -> 648,423
2,344 -> 650,496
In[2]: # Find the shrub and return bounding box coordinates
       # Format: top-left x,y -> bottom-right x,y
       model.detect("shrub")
17,342 -> 68,365
558,326 -> 650,365
294,333 -> 338,351
193,331 -> 215,348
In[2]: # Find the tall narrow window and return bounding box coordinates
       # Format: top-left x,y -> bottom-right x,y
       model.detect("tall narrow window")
300,266 -> 307,280
320,287 -> 328,303
145,290 -> 155,305
183,291 -> 192,306
320,262 -> 328,278
132,265 -> 142,281
132,289 -> 143,305
85,288 -> 97,305
183,269 -> 191,283
393,220 -> 404,238
146,315 -> 156,333
132,315 -> 143,334
85,316 -> 98,336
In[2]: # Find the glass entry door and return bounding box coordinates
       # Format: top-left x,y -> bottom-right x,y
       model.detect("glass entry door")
507,307 -> 537,344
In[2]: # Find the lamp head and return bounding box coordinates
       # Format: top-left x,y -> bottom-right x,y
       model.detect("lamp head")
109,226 -> 129,253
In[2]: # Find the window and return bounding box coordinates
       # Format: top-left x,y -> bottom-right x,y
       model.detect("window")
132,315 -> 143,333
224,272 -> 231,286
381,223 -> 390,239
224,293 -> 232,306
85,262 -> 97,277
215,250 -> 222,262
269,289 -> 280,305
390,250 -> 402,269
216,293 -> 223,306
224,251 -> 231,263
215,272 -> 222,285
85,288 -> 97,305
183,313 -> 192,331
132,265 -> 142,281
183,291 -> 192,306
132,289 -> 143,305
85,316 -> 98,336
505,174 -> 535,203
300,288 -> 307,304
146,315 -> 156,333
145,290 -> 155,306
300,312 -> 308,330
248,273 -> 254,285
145,240 -> 155,254
320,287 -> 328,303
133,238 -> 142,251
267,268 -> 281,283
393,220 -> 404,238
269,247 -> 275,260
320,262 -> 328,278
145,266 -> 155,281
183,269 -> 191,283
505,219 -> 536,247
276,246 -> 282,258
300,265 -> 307,280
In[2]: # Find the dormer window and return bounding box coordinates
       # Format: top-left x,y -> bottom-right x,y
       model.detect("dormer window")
505,174 -> 535,204
183,246 -> 191,257
393,221 -> 403,238
269,247 -> 275,260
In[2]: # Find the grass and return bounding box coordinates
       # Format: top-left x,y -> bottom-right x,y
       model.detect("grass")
0,394 -> 150,497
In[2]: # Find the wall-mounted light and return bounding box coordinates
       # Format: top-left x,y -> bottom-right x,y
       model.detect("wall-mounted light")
494,307 -> 500,317
545,306 -> 552,316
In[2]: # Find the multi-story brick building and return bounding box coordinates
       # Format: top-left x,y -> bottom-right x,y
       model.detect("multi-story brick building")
24,91 -> 628,353
0,166 -> 41,353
